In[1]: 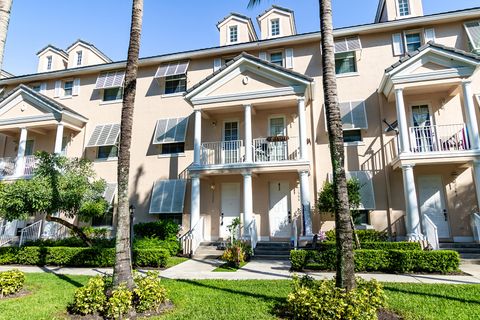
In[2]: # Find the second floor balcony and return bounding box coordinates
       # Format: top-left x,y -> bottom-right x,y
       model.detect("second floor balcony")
0,155 -> 37,179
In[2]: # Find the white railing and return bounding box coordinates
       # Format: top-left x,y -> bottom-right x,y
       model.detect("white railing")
42,221 -> 69,239
0,219 -> 19,247
243,218 -> 258,254
409,124 -> 470,153
180,216 -> 204,257
253,136 -> 299,162
0,157 -> 16,177
423,215 -> 439,250
23,155 -> 37,176
19,220 -> 43,246
200,140 -> 244,165
472,213 -> 480,244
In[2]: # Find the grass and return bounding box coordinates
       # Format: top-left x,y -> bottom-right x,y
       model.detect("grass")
0,273 -> 479,319
165,256 -> 188,269
212,262 -> 247,272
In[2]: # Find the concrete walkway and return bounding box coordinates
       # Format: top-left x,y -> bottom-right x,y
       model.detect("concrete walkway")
1,260 -> 480,284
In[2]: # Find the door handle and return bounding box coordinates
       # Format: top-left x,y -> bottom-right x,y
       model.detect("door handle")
443,209 -> 448,221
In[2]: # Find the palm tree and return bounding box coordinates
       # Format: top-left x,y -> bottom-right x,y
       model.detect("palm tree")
113,0 -> 143,289
0,0 -> 13,71
248,0 -> 355,290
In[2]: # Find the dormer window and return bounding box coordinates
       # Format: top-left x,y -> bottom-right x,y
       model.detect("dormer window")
405,32 -> 422,52
76,51 -> 83,66
270,52 -> 283,66
398,0 -> 410,17
271,19 -> 280,37
46,56 -> 53,70
229,25 -> 238,43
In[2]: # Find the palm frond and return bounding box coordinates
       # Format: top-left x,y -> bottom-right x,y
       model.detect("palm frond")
247,0 -> 263,9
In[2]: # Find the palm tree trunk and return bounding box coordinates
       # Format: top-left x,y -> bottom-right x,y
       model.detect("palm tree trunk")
0,0 -> 12,71
319,0 -> 356,291
45,214 -> 93,247
113,0 -> 143,289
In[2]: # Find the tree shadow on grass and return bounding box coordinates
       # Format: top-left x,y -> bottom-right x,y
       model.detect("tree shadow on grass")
383,286 -> 480,305
39,267 -> 84,288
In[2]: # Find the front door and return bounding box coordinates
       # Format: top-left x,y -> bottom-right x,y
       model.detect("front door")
417,175 -> 450,238
411,105 -> 434,152
269,181 -> 291,238
223,121 -> 240,164
220,183 -> 240,239
268,117 -> 287,161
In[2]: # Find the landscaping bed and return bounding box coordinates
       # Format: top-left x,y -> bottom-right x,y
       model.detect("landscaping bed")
213,262 -> 248,272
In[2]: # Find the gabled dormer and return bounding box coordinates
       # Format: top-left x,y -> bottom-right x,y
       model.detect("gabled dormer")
65,39 -> 112,68
36,45 -> 68,73
375,0 -> 424,23
257,5 -> 296,40
217,13 -> 258,46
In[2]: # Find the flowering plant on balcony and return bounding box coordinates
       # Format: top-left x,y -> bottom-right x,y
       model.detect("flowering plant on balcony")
266,135 -> 289,142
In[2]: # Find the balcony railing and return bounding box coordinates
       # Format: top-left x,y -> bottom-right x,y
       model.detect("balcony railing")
200,140 -> 245,165
0,155 -> 37,178
408,124 -> 471,153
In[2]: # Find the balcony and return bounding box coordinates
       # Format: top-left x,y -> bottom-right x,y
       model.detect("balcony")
0,155 -> 37,179
408,124 -> 471,153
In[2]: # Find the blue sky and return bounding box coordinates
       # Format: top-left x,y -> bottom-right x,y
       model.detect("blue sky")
3,0 -> 480,75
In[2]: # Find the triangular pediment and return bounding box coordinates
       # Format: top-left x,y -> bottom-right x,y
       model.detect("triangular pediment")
185,52 -> 312,106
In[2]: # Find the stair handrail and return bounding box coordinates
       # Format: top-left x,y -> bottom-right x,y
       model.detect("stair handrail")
291,208 -> 302,249
472,212 -> 480,244
244,217 -> 258,254
179,216 -> 204,257
0,219 -> 18,247
19,220 -> 43,246
423,215 -> 439,250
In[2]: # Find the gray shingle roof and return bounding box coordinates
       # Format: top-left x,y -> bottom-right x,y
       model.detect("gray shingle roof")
217,12 -> 252,26
65,39 -> 112,62
36,44 -> 68,57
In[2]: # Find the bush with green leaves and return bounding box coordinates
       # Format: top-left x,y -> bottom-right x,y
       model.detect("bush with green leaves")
319,241 -> 421,251
0,269 -> 25,298
286,276 -> 386,320
133,249 -> 169,268
24,237 -> 115,248
133,236 -> 180,256
104,284 -> 133,319
220,244 -> 245,268
325,229 -> 388,242
69,276 -> 107,315
133,220 -> 179,240
133,271 -> 167,313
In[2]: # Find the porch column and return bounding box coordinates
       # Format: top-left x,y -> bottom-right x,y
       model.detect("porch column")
472,160 -> 480,211
190,173 -> 201,230
14,127 -> 28,177
401,164 -> 423,240
193,110 -> 202,165
299,170 -> 313,236
54,123 -> 64,154
462,80 -> 480,150
297,96 -> 308,161
243,171 -> 253,235
244,104 -> 253,163
395,88 -> 410,154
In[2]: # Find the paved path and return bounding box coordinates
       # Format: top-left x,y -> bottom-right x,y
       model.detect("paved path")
1,260 -> 480,284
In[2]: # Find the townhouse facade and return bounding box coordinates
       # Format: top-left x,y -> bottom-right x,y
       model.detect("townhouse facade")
1,0 -> 480,251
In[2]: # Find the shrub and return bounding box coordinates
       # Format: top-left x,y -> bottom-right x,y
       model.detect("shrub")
356,230 -> 388,242
286,276 -> 385,320
133,249 -> 170,268
0,269 -> 25,298
69,276 -> 106,315
81,226 -> 110,239
290,250 -> 310,271
388,250 -> 460,273
133,236 -> 180,256
134,220 -> 179,240
24,237 -> 115,248
220,245 -> 245,268
0,247 -> 18,265
105,284 -> 133,319
319,241 -> 421,251
133,271 -> 167,313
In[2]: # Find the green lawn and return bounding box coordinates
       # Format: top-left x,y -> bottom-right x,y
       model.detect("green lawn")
165,256 -> 188,269
0,273 -> 479,320
212,261 -> 248,272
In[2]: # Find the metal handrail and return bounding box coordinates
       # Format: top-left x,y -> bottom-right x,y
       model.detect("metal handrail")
179,216 -> 204,257
408,123 -> 470,153
19,220 -> 43,246
0,219 -> 18,247
423,215 -> 439,250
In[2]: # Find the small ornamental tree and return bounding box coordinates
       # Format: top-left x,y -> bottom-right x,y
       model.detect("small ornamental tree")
0,152 -> 109,246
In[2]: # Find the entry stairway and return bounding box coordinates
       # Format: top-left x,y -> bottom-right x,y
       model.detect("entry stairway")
440,242 -> 480,264
194,241 -> 292,260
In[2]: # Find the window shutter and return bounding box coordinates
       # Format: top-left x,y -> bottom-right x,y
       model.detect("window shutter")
285,48 -> 294,69
346,171 -> 375,210
340,101 -> 368,130
54,81 -> 62,98
424,28 -> 436,43
392,33 -> 404,56
464,21 -> 480,50
72,78 -> 80,96
259,52 -> 267,60
39,83 -> 47,94
213,58 -> 222,72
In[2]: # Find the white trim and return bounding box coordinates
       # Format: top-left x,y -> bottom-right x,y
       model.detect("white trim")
191,87 -> 304,105
161,92 -> 185,98
344,141 -> 365,147
336,72 -> 359,78
99,99 -> 122,106
222,119 -> 240,141
157,153 -> 186,159
268,114 -> 287,136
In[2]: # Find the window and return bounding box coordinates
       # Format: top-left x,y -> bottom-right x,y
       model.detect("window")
165,74 -> 186,94
354,210 -> 370,225
76,51 -> 83,66
92,206 -> 114,227
464,21 -> 480,52
32,84 -> 41,92
61,136 -> 69,156
46,56 -> 52,70
335,52 -> 357,75
271,19 -> 280,36
270,52 -> 283,66
229,25 -> 238,43
149,179 -> 188,214
97,145 -> 118,159
343,130 -> 362,143
160,142 -> 185,155
25,140 -> 34,156
63,80 -> 73,96
398,0 -> 410,16
269,117 -> 286,136
103,87 -> 123,102
405,32 -> 422,52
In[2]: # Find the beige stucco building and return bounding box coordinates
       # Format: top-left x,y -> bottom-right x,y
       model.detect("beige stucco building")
1,0 -> 480,251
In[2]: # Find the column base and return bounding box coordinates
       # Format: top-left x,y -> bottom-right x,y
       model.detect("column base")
406,233 -> 425,241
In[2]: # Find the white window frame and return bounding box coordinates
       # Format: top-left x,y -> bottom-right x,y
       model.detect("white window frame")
343,129 -> 364,146
403,30 -> 423,53
269,51 -> 284,67
335,51 -> 358,77
63,80 -> 74,97
76,50 -> 83,66
464,21 -> 480,52
101,87 -> 123,103
96,145 -> 119,161
229,25 -> 238,43
222,120 -> 240,141
268,115 -> 287,137
163,74 -> 187,95
397,0 -> 411,17
271,18 -> 280,37
46,56 -> 53,70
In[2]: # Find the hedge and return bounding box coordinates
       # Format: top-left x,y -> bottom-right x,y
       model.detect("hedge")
318,241 -> 422,251
0,247 -> 170,268
291,249 -> 460,274
133,220 -> 179,240
325,229 -> 388,242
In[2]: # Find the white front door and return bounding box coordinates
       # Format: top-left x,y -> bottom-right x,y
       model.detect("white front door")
269,181 -> 291,238
220,183 -> 240,239
418,175 -> 450,238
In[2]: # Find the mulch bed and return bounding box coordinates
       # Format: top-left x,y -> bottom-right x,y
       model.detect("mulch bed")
68,300 -> 174,319
378,308 -> 403,320
0,289 -> 31,300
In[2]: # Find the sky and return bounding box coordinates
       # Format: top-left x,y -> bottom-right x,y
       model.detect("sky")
3,0 -> 480,76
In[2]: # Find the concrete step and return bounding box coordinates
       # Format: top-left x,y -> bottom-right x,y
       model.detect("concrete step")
460,253 -> 480,259
253,254 -> 290,260
444,248 -> 480,254
461,259 -> 480,265
439,242 -> 480,249
254,250 -> 291,256
255,242 -> 291,249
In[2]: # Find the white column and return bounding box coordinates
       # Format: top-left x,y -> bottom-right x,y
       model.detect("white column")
401,164 -> 423,240
54,123 -> 64,154
244,104 -> 252,163
299,170 -> 313,236
243,171 -> 253,235
472,160 -> 480,211
462,80 -> 480,150
190,174 -> 201,230
395,88 -> 410,154
193,110 -> 202,165
14,127 -> 28,176
297,96 -> 308,161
